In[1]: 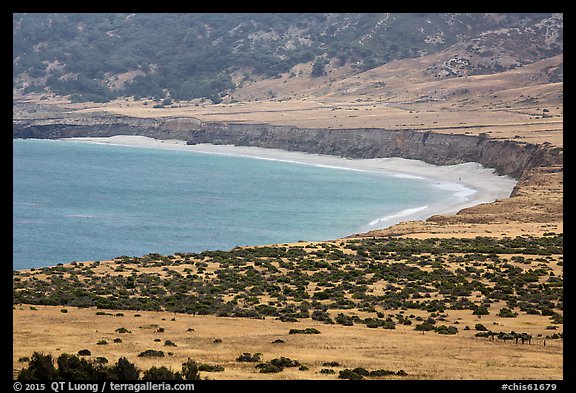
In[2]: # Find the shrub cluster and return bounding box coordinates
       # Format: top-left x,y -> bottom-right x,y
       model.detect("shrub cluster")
17,353 -> 202,380
338,367 -> 408,380
256,357 -> 301,373
288,328 -> 321,334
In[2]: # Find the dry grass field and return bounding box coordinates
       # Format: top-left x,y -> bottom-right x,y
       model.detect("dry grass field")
13,304 -> 562,380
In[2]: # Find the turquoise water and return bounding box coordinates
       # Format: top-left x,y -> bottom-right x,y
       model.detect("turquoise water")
13,138 -> 456,269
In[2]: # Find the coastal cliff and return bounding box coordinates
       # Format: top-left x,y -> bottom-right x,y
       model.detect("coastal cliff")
184,123 -> 563,180
13,112 -> 563,182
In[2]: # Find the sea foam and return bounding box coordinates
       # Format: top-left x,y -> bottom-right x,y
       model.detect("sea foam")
368,206 -> 429,226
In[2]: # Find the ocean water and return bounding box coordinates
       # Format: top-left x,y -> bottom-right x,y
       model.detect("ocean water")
13,138 -> 461,270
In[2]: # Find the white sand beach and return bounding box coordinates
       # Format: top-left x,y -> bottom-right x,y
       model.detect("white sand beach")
62,135 -> 518,231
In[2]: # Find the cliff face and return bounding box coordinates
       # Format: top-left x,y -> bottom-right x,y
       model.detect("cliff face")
186,123 -> 563,179
13,114 -> 563,180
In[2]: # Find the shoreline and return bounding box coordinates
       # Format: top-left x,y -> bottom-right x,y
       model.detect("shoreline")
59,135 -> 517,232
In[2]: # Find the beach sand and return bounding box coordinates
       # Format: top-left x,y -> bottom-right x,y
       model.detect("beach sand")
61,135 -> 517,233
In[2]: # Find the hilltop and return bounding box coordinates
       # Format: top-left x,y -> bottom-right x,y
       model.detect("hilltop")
14,13 -> 562,104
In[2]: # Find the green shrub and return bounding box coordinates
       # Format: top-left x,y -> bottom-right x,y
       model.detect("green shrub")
181,359 -> 201,380
236,353 -> 262,362
138,350 -> 164,358
17,353 -> 141,381
414,323 -> 434,331
498,308 -> 518,318
270,357 -> 300,368
473,306 -> 489,315
17,353 -> 58,380
352,367 -> 370,376
198,364 -> 225,372
434,325 -> 458,335
338,369 -> 364,380
142,366 -> 182,380
289,328 -> 321,334
369,369 -> 396,377
256,363 -> 283,373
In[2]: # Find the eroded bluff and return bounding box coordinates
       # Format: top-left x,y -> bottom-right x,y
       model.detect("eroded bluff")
13,114 -> 562,180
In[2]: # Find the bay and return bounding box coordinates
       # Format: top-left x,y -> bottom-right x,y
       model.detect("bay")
13,138 -> 458,269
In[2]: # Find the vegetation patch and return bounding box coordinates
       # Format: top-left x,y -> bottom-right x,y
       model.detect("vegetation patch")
12,234 -> 563,359
138,350 -> 165,358
289,328 -> 321,335
236,353 -> 262,363
338,367 -> 409,380
256,357 -> 302,373
17,352 -> 201,380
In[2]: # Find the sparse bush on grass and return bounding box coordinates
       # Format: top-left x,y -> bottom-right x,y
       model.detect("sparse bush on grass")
198,364 -> 225,372
369,369 -> 396,377
498,307 -> 518,318
473,306 -> 489,315
352,367 -> 370,376
17,352 -> 141,380
256,363 -> 283,373
256,357 -> 301,373
181,359 -> 201,380
338,369 -> 364,380
142,366 -> 182,380
339,367 -> 409,379
414,322 -> 435,332
289,328 -> 321,334
236,352 -> 262,362
138,350 -> 165,358
270,357 -> 301,368
434,325 -> 458,335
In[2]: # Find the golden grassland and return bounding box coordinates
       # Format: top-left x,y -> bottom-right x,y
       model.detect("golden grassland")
13,303 -> 562,380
